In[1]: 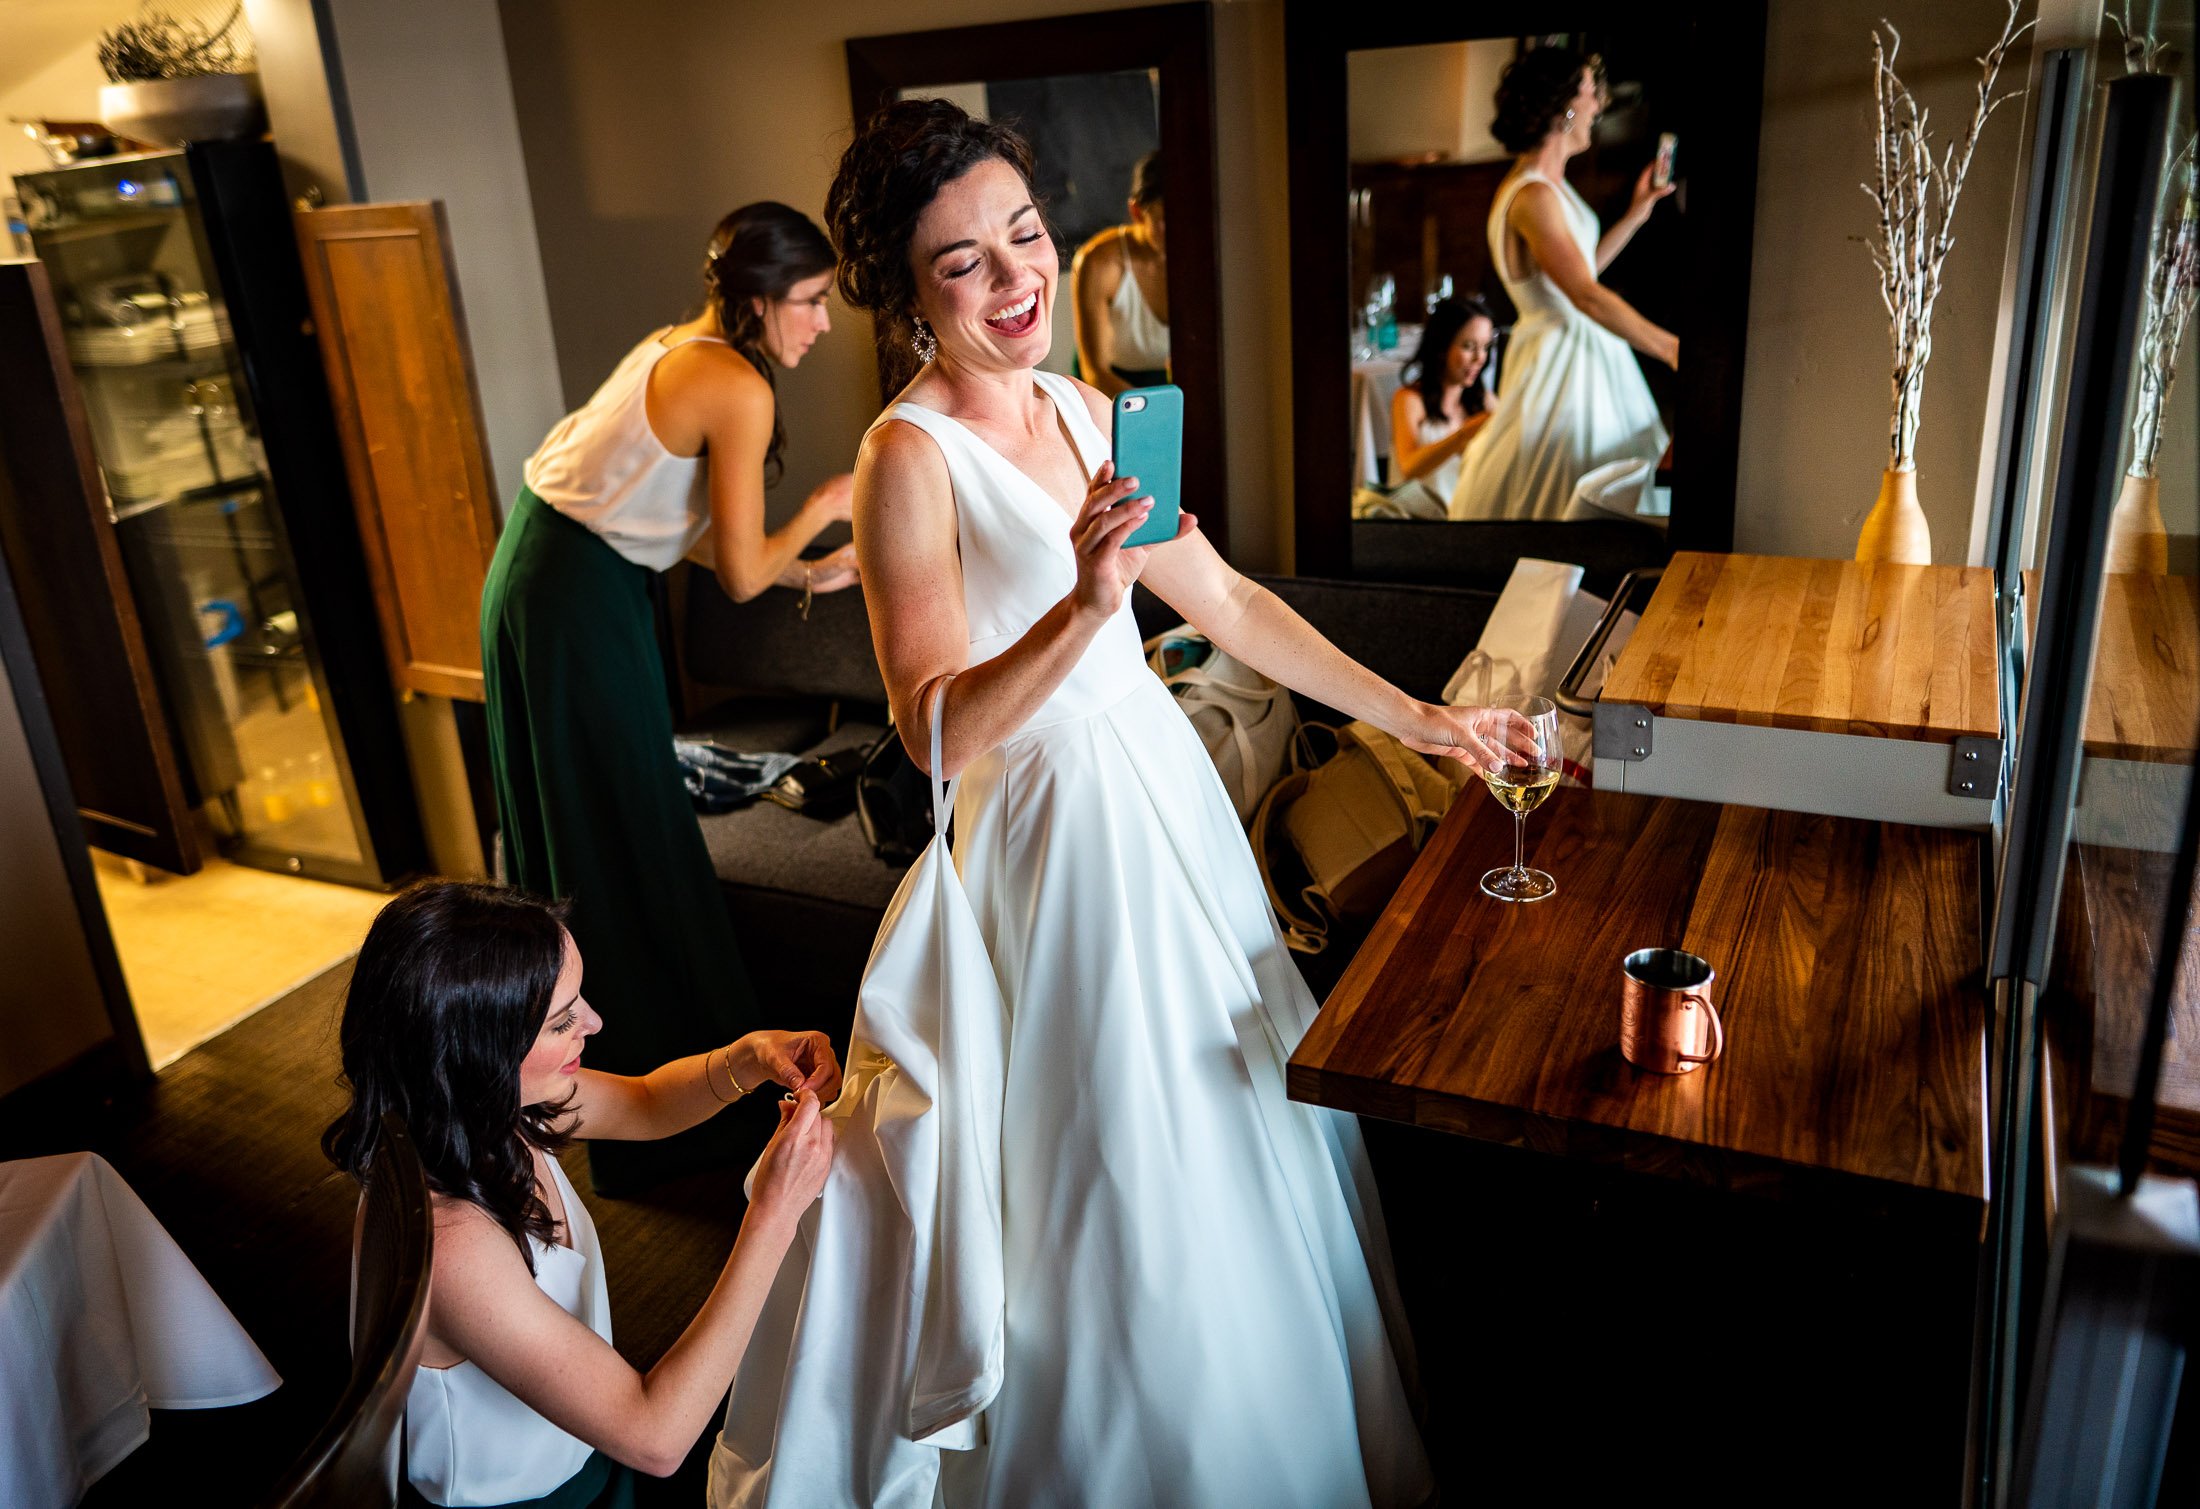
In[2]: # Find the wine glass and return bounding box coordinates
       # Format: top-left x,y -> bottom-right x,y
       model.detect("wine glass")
1478,695 -> 1563,903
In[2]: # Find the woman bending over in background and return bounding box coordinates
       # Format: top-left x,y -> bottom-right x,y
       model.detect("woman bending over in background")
480,203 -> 857,1192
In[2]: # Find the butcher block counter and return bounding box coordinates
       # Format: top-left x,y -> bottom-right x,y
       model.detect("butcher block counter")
1594,552 -> 2003,826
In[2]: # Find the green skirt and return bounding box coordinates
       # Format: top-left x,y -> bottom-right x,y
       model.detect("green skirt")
402,1450 -> 635,1509
480,488 -> 757,1192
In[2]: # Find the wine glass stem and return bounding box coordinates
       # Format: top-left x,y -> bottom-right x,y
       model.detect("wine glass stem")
1513,810 -> 1525,876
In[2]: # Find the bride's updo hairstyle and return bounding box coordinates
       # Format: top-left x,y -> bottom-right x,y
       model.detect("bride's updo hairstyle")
826,97 -> 1042,392
1490,45 -> 1605,154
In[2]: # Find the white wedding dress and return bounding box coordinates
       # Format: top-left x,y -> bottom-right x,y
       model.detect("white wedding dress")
1450,168 -> 1668,521
709,370 -> 1432,1509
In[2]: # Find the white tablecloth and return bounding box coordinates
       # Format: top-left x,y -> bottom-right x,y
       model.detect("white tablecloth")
0,1153 -> 281,1508
1350,355 -> 1408,487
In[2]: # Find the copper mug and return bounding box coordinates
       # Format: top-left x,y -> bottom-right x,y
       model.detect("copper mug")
1620,948 -> 1725,1074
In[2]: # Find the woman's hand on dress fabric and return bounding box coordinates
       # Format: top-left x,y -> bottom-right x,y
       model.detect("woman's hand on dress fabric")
806,543 -> 861,594
1393,702 -> 1540,774
1629,163 -> 1677,222
1069,460 -> 1195,621
730,1029 -> 843,1102
749,1090 -> 835,1229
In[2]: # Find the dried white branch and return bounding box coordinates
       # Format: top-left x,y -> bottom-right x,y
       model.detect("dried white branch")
1863,1 -> 2031,471
2129,135 -> 2199,478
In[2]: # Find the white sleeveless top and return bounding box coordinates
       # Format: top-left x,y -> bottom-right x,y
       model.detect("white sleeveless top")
1105,254 -> 1170,372
1487,168 -> 1597,325
404,1156 -> 611,1507
522,330 -> 726,571
1387,403 -> 1464,506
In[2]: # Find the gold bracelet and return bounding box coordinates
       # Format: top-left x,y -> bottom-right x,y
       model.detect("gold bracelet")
705,1045 -> 747,1104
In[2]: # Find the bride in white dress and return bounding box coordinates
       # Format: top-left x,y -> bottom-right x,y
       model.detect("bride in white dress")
711,100 -> 1523,1509
1450,47 -> 1678,522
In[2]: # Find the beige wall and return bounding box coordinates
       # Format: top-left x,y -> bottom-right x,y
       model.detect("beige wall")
1348,40 -> 1513,165
0,27 -> 133,184
499,0 -> 1297,568
1735,0 -> 2030,563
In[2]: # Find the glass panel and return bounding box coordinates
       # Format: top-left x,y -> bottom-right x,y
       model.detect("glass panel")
18,151 -> 369,872
2060,4 -> 2200,1120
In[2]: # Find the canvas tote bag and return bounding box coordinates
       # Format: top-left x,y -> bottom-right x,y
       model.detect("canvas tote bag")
1251,721 -> 1460,953
1146,626 -> 1298,823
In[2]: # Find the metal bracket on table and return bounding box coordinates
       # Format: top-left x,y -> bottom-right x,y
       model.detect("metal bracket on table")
1948,736 -> 2005,799
1595,703 -> 1654,762
1553,565 -> 1664,718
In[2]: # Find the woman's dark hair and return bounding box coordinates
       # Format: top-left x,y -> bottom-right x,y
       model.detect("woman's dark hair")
703,202 -> 837,486
1490,45 -> 1606,155
323,881 -> 575,1272
826,97 -> 1042,393
1406,296 -> 1499,423
1130,150 -> 1163,208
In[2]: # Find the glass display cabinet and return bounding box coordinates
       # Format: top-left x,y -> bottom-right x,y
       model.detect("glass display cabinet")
12,142 -> 422,886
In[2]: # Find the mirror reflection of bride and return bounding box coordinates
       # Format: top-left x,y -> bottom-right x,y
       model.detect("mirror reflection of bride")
1450,46 -> 1676,522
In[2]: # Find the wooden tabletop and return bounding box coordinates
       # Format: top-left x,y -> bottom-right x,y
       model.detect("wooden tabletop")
1288,786 -> 1991,1214
2048,840 -> 2200,1178
1602,552 -> 1999,743
2082,573 -> 2198,762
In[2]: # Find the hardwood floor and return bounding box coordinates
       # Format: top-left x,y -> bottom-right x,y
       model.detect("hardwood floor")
4,959 -> 769,1505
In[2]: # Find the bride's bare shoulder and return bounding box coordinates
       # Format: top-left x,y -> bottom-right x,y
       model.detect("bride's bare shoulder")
856,415 -> 953,512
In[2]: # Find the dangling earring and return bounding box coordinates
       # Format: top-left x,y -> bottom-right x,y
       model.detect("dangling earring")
910,315 -> 938,365
1563,108 -> 1576,126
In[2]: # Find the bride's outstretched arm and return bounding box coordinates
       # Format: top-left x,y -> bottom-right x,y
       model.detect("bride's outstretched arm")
1138,530 -> 1519,772
1513,181 -> 1678,368
855,417 -> 1191,778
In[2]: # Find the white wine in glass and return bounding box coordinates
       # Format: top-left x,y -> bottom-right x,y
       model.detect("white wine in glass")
1480,696 -> 1562,902
1480,762 -> 1560,815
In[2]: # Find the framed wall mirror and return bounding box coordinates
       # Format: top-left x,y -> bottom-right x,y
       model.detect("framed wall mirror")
845,2 -> 1229,556
1285,2 -> 1765,584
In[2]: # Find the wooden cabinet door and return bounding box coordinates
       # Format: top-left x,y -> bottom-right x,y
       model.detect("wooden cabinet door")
294,201 -> 500,701
0,262 -> 203,875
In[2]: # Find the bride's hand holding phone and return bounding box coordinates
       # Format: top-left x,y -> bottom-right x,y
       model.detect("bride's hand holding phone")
1069,460 -> 1195,620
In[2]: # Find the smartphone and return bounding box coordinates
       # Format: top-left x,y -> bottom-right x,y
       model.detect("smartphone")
1111,384 -> 1184,548
1653,132 -> 1678,190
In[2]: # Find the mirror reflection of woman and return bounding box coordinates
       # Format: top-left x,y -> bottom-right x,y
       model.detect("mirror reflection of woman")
1389,295 -> 1499,513
1069,150 -> 1169,394
479,203 -> 857,1193
1450,48 -> 1676,521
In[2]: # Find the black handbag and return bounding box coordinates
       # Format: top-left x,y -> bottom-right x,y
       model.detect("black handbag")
760,746 -> 866,820
855,723 -> 936,863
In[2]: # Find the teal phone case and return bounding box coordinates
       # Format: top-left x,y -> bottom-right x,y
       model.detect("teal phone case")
1111,384 -> 1184,547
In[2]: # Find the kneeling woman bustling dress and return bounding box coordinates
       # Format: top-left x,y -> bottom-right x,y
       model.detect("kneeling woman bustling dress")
711,371 -> 1433,1509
